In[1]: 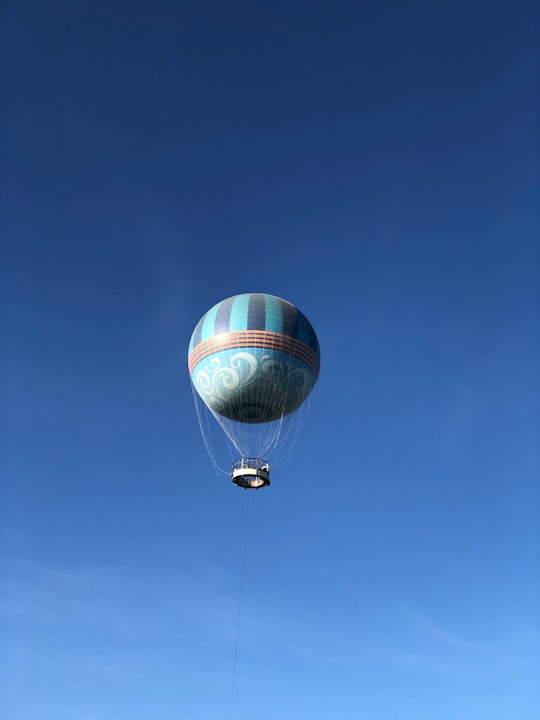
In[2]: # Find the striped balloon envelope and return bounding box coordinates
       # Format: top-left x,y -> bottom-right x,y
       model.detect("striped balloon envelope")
188,293 -> 320,424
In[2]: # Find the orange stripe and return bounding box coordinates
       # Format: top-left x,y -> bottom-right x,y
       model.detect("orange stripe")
188,331 -> 320,376
188,331 -> 318,368
189,338 -> 319,375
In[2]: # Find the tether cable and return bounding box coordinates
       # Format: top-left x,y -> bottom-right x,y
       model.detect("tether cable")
228,490 -> 251,720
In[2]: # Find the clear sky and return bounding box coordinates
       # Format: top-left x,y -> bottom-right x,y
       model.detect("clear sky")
1,1 -> 538,718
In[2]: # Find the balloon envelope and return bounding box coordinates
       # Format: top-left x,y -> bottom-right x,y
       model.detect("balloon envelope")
188,293 -> 320,424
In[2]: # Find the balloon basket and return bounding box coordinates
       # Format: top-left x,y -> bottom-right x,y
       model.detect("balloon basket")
231,458 -> 270,489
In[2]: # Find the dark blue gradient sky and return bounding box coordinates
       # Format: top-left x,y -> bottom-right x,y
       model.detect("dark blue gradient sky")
1,1 -> 538,718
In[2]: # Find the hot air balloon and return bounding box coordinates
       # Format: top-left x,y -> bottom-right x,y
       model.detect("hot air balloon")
188,293 -> 320,488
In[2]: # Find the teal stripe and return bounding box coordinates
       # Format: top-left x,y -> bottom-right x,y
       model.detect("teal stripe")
229,293 -> 250,330
200,302 -> 220,341
264,295 -> 283,333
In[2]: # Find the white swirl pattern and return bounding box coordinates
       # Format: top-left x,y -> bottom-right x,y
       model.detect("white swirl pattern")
194,350 -> 314,422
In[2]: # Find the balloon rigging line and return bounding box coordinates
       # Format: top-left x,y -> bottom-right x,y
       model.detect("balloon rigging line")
229,491 -> 250,720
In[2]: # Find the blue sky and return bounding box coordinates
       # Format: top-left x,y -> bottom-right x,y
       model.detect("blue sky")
1,1 -> 538,718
